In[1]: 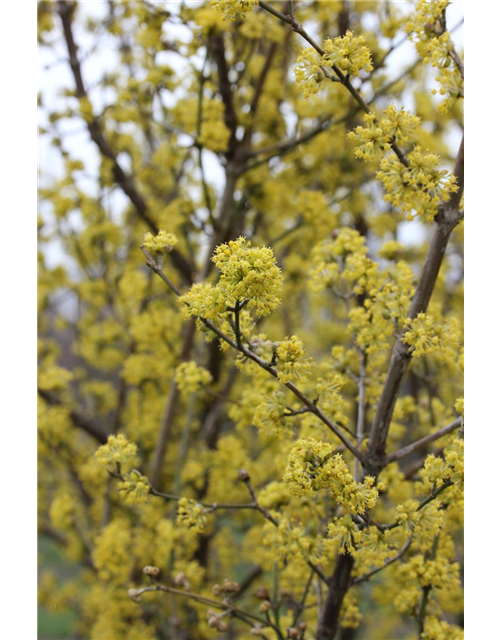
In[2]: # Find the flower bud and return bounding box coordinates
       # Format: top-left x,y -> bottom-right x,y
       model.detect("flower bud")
143,565 -> 160,577
255,586 -> 269,600
238,469 -> 250,481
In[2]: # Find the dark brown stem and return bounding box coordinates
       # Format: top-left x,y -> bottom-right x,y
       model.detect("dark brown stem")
386,417 -> 462,464
316,553 -> 355,640
365,134 -> 464,474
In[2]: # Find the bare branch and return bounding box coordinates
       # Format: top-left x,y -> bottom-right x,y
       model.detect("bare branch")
386,417 -> 462,464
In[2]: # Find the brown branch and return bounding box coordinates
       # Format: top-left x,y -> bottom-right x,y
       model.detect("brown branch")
365,133 -> 464,473
130,581 -> 282,634
316,553 -> 355,640
386,417 -> 462,464
351,535 -> 412,586
211,34 -> 238,158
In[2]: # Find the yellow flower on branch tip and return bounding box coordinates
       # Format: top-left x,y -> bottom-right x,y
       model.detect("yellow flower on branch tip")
323,31 -> 373,77
176,497 -> 208,533
143,230 -> 178,253
95,434 -> 137,467
118,470 -> 150,504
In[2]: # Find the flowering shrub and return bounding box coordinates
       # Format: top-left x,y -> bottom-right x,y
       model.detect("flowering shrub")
38,1 -> 464,639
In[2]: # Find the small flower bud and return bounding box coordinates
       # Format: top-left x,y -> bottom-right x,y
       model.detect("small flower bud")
299,622 -> 307,631
143,565 -> 160,577
212,583 -> 221,596
287,628 -> 300,639
255,586 -> 269,600
259,600 -> 271,613
217,620 -> 229,632
238,469 -> 250,481
174,572 -> 190,589
208,616 -> 219,628
127,588 -> 142,603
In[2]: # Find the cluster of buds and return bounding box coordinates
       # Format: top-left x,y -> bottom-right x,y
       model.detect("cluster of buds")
143,565 -> 160,578
206,610 -> 229,632
287,624 -> 307,638
213,578 -> 240,596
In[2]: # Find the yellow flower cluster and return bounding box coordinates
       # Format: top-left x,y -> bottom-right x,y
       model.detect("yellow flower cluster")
421,437 -> 464,491
327,514 -> 362,554
406,0 -> 463,113
454,396 -> 464,416
403,313 -> 461,359
253,390 -> 287,437
212,0 -> 258,22
340,591 -> 362,629
143,230 -> 178,253
212,237 -> 283,316
95,434 -> 137,467
347,113 -> 391,161
276,335 -> 312,384
349,107 -> 457,220
294,48 -> 326,99
118,470 -> 150,504
180,238 -> 283,320
398,552 -> 460,590
179,282 -> 227,320
309,228 -> 370,293
348,107 -> 420,160
295,33 -> 372,98
38,366 -> 73,392
316,372 -> 350,427
323,31 -> 373,76
199,119 -> 231,153
283,438 -> 378,513
174,361 -> 213,395
262,517 -> 329,568
176,497 -> 208,533
421,616 -> 464,640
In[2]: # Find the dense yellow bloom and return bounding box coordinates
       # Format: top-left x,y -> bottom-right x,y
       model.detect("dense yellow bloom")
253,390 -> 287,437
95,434 -> 137,467
421,616 -> 464,640
406,0 -> 463,113
294,48 -> 325,98
328,515 -> 362,554
199,119 -> 231,153
403,312 -> 461,359
143,230 -> 178,253
118,470 -> 150,504
376,147 -> 458,221
212,237 -> 283,315
347,113 -> 391,161
174,361 -> 213,394
38,366 -> 73,392
421,437 -> 464,490
212,0 -> 258,22
283,438 -> 378,513
323,31 -> 373,76
38,3 -> 465,637
276,335 -> 312,383
176,498 -> 208,533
